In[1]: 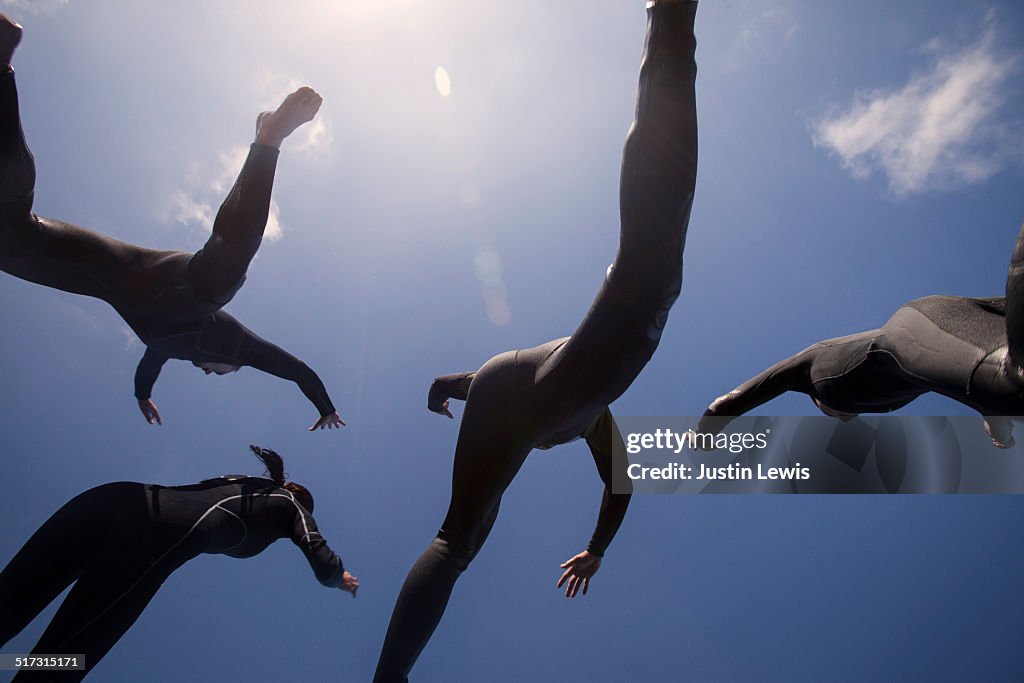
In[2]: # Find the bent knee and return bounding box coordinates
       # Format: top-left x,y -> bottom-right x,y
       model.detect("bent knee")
0,158 -> 35,204
432,533 -> 484,572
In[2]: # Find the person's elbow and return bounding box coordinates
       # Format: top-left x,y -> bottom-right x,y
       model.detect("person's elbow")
295,361 -> 316,380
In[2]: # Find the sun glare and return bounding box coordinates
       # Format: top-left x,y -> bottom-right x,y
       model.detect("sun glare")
434,66 -> 453,97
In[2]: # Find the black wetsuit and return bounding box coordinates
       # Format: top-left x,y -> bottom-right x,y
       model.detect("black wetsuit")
374,3 -> 698,680
0,69 -> 335,417
699,225 -> 1024,434
0,477 -> 345,681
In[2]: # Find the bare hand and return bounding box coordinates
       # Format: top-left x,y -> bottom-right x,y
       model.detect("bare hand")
339,571 -> 359,598
310,411 -> 346,431
557,550 -> 602,598
427,380 -> 455,419
138,398 -> 162,426
983,418 -> 1015,449
432,399 -> 454,419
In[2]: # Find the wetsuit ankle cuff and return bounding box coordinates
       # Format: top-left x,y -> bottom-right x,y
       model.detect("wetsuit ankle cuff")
250,142 -> 281,156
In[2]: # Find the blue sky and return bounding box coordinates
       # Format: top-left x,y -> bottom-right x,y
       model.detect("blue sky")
1,1 -> 1023,681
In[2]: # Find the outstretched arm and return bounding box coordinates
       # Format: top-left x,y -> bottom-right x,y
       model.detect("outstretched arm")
188,88 -> 323,306
204,313 -> 343,430
557,409 -> 632,598
246,340 -> 343,430
427,371 -> 476,419
698,345 -> 817,436
287,496 -> 358,596
134,348 -> 168,425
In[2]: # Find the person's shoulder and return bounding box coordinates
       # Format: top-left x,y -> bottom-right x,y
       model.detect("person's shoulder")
902,294 -> 1005,320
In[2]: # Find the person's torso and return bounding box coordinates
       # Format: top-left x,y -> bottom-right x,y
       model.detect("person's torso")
145,477 -> 293,558
814,296 -> 1023,414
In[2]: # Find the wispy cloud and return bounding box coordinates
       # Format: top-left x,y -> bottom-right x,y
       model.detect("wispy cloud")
723,2 -> 800,71
163,146 -> 283,242
294,116 -> 333,158
120,324 -> 140,351
813,19 -> 1021,196
164,190 -> 214,233
0,0 -> 68,15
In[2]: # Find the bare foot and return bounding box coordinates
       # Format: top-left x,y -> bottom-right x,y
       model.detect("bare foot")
255,110 -> 272,138
254,86 -> 323,149
0,13 -> 23,67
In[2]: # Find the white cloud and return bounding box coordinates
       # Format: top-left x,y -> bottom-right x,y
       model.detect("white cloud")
120,324 -> 140,351
814,23 -> 1020,196
164,145 -> 283,242
161,68 -> 336,242
294,116 -> 333,158
0,0 -> 68,15
723,2 -> 800,71
265,200 -> 282,242
164,190 -> 213,233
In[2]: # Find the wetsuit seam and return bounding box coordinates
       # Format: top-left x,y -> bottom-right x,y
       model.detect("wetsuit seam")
965,350 -> 997,397
215,505 -> 249,552
275,489 -> 344,582
52,494 -> 251,651
813,348 -> 954,399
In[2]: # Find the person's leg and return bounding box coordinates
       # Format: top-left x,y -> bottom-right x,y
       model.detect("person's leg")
1004,223 -> 1024,376
183,143 -> 279,305
616,0 -> 699,288
0,483 -> 144,648
0,20 -> 144,301
186,87 -> 321,305
374,355 -> 532,683
373,506 -> 502,683
14,522 -> 199,682
0,16 -> 33,207
0,14 -> 39,263
544,1 -> 700,414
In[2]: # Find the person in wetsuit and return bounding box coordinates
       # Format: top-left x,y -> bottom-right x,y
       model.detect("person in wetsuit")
698,224 -> 1024,448
373,2 -> 699,679
0,445 -> 358,681
0,14 -> 344,431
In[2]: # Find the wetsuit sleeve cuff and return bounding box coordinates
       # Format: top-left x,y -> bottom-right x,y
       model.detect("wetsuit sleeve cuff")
322,559 -> 346,588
